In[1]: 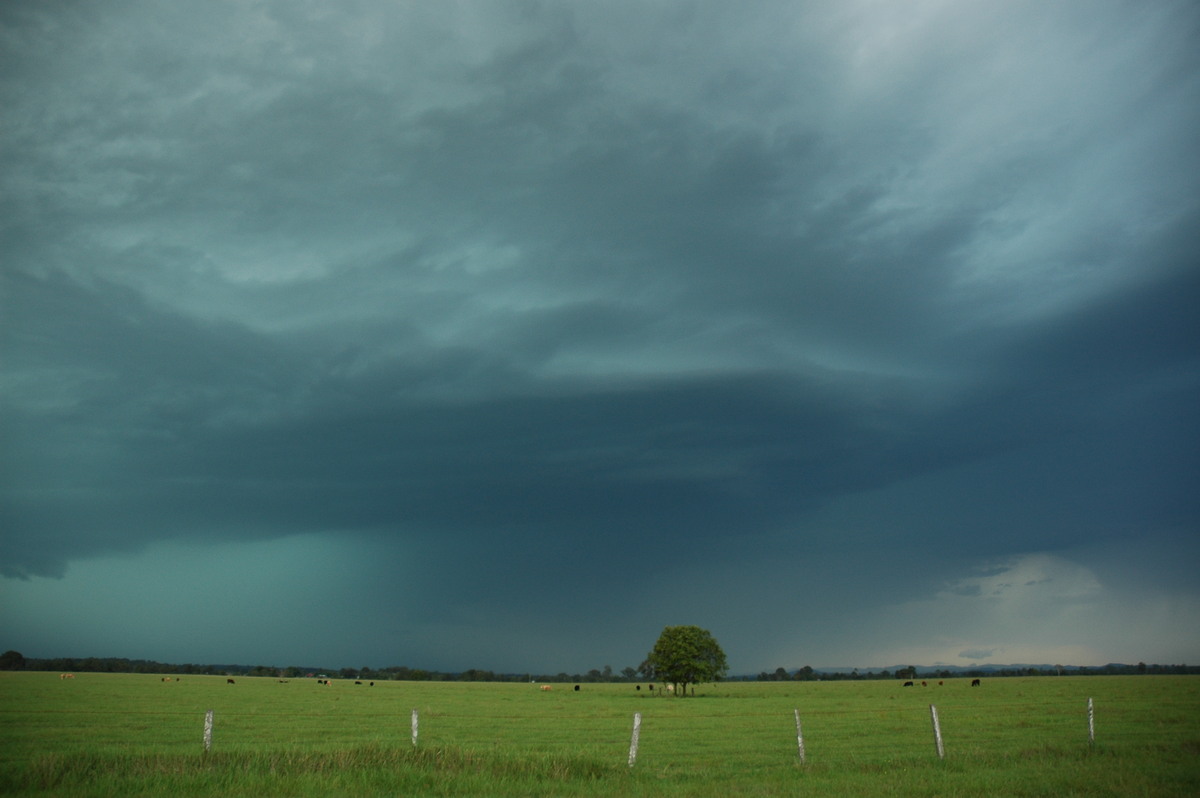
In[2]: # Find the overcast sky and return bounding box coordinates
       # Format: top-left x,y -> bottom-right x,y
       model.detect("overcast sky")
2,0 -> 1198,675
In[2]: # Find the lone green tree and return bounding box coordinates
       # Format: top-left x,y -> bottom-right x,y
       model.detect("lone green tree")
645,625 -> 728,696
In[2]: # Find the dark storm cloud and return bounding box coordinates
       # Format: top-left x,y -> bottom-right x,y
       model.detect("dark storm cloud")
2,264 -> 909,575
2,0 -> 1198,669
6,262 -> 1194,580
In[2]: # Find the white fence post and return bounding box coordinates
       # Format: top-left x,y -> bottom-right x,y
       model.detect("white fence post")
929,704 -> 945,760
203,709 -> 214,753
411,709 -> 419,748
794,709 -> 806,764
627,712 -> 642,767
1088,698 -> 1095,747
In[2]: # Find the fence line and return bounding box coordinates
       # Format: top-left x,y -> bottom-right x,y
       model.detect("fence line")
179,695 -> 1146,766
7,695 -> 1186,769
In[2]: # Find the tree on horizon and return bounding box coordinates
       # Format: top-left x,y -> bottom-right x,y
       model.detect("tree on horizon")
644,625 -> 728,696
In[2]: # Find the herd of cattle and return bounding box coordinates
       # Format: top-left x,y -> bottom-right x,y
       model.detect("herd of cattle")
902,679 -> 982,687
60,674 -> 984,688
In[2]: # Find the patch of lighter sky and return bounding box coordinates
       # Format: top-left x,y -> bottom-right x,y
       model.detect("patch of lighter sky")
527,316 -> 954,392
874,641 -> 1107,670
831,552 -> 1200,667
940,553 -> 1104,604
924,14 -> 1190,322
820,1 -> 1176,299
426,241 -> 527,278
196,238 -> 532,333
212,250 -> 334,286
838,0 -> 958,80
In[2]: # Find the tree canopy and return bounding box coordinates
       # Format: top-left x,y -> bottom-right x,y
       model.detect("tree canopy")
644,625 -> 728,696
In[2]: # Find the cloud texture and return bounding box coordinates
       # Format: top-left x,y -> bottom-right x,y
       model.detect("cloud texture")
2,0 -> 1198,673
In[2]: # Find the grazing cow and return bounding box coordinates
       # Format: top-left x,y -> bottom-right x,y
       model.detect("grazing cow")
60,673 -> 75,680
971,678 -> 981,687
574,685 -> 580,691
903,681 -> 914,687
636,685 -> 641,691
666,684 -> 674,693
938,681 -> 944,686
355,681 -> 362,685
540,685 -> 552,691
227,678 -> 236,684
922,681 -> 927,687
369,682 -> 375,686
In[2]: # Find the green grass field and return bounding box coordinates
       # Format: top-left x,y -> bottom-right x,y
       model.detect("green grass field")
1,672 -> 1197,796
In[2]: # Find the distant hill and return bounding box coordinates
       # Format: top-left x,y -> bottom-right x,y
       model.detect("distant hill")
739,662 -> 1198,680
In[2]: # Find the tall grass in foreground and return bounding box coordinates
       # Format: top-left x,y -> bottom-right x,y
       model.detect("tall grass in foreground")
9,740 -> 1199,797
15,746 -> 621,798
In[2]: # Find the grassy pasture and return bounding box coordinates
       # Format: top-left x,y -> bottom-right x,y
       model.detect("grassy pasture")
1,672 -> 1197,796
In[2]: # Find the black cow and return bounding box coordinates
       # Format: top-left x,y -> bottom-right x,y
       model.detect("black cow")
971,678 -> 981,687
903,681 -> 914,687
226,678 -> 235,684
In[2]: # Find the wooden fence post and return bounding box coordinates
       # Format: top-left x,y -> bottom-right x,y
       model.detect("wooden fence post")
627,712 -> 642,767
203,709 -> 214,753
794,709 -> 806,764
929,704 -> 945,760
411,709 -> 419,748
1088,698 -> 1094,747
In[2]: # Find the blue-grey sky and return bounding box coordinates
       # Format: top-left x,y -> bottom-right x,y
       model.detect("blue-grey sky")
2,0 -> 1198,675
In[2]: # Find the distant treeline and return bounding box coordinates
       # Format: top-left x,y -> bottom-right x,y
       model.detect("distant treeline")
2,650 -> 1196,680
0,652 -> 645,683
